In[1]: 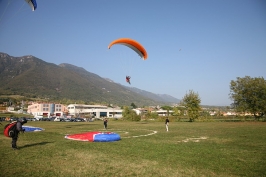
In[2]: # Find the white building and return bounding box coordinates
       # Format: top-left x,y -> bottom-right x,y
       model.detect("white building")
7,106 -> 15,112
153,110 -> 174,116
132,109 -> 142,115
67,104 -> 123,118
133,108 -> 174,116
27,103 -> 68,117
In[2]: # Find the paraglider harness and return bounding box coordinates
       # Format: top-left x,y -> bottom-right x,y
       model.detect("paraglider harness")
126,76 -> 131,84
3,121 -> 17,138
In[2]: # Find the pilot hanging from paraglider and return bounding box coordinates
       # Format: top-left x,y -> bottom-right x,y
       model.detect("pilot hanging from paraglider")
126,76 -> 131,85
108,38 -> 148,86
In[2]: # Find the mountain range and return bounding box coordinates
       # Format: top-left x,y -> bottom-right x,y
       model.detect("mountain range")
0,52 -> 180,106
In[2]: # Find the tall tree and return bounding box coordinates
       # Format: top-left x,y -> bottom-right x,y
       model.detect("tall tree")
122,106 -> 141,121
229,76 -> 266,120
181,90 -> 201,122
131,103 -> 137,109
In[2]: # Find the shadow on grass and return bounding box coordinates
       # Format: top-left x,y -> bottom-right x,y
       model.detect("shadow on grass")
19,141 -> 54,149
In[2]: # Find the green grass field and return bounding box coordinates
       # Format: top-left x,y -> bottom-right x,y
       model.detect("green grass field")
0,120 -> 265,177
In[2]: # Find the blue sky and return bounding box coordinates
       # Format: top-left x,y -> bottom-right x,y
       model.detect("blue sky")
0,0 -> 265,106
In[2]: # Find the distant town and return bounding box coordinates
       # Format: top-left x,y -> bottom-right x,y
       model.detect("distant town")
1,100 -> 251,122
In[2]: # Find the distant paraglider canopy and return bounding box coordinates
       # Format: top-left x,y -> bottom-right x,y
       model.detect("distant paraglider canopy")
25,0 -> 38,11
0,0 -> 37,26
108,38 -> 148,60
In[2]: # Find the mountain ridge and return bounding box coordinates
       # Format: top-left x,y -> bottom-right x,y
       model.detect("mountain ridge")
0,52 -> 180,106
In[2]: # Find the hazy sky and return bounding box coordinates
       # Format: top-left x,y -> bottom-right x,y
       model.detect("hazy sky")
1,0 -> 265,106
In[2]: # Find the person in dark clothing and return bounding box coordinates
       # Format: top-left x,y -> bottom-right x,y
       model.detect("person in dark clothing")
103,118 -> 108,129
126,76 -> 131,85
12,118 -> 27,149
165,117 -> 169,132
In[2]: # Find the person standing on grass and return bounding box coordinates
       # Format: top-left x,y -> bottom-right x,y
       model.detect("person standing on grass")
165,117 -> 169,132
12,118 -> 27,149
104,118 -> 108,129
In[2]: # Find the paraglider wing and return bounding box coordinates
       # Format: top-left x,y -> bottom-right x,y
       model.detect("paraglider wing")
25,0 -> 37,11
108,38 -> 148,60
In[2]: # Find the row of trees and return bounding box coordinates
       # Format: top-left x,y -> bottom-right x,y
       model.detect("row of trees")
122,76 -> 266,122
182,76 -> 266,121
121,90 -> 201,122
177,76 -> 266,121
230,76 -> 266,120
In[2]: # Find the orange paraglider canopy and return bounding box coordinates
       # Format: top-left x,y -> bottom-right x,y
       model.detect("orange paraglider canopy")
108,38 -> 148,60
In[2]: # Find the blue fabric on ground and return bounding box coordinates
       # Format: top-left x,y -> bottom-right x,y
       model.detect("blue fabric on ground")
94,133 -> 121,142
23,126 -> 44,132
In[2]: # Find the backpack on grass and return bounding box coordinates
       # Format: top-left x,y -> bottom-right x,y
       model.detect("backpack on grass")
3,121 -> 17,138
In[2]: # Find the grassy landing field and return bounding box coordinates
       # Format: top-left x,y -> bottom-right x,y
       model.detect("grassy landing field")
0,120 -> 265,177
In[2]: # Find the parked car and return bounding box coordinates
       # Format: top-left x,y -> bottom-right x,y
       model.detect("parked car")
54,117 -> 65,122
59,118 -> 66,122
40,118 -> 50,121
0,117 -> 6,122
35,115 -> 43,121
54,117 -> 61,122
26,118 -> 37,121
74,118 -> 85,122
10,117 -> 19,122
